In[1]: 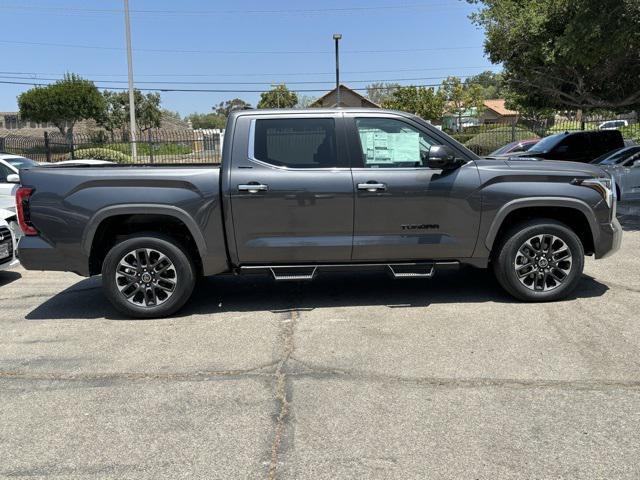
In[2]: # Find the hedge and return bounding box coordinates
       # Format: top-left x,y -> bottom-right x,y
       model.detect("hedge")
71,147 -> 132,163
464,127 -> 539,156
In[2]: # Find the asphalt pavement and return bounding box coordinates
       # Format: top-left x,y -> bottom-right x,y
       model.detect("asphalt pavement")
1,204 -> 639,479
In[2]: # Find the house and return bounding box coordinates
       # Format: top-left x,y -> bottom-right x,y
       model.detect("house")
442,99 -> 520,130
480,99 -> 519,125
310,84 -> 380,108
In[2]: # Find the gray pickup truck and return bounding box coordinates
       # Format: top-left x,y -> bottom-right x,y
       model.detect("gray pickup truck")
16,108 -> 621,318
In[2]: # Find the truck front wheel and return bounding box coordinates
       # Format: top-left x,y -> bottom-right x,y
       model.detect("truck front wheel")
492,219 -> 585,302
101,234 -> 196,318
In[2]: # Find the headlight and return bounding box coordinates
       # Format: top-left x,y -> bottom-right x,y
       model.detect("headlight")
574,174 -> 615,208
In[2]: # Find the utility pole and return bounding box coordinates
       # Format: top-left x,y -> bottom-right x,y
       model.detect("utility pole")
333,34 -> 342,107
124,0 -> 137,161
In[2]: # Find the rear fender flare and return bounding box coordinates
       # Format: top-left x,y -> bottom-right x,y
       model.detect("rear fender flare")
82,204 -> 207,258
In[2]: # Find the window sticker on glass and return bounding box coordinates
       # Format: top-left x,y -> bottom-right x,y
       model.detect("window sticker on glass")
359,129 -> 420,165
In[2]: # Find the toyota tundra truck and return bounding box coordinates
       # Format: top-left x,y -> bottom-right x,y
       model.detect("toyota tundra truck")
16,109 -> 622,318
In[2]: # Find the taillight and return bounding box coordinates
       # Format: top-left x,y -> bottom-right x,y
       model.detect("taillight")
15,187 -> 38,236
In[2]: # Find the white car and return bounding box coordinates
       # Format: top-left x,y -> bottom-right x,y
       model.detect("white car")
599,120 -> 629,130
0,208 -> 19,271
0,154 -> 39,211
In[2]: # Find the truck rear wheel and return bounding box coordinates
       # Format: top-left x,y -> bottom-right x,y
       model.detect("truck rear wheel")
492,219 -> 585,302
101,234 -> 196,318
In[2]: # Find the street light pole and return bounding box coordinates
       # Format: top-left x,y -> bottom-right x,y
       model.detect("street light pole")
124,0 -> 137,161
333,34 -> 342,107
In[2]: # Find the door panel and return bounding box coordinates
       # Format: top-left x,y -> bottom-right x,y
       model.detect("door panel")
351,166 -> 482,260
346,114 -> 482,261
229,115 -> 354,264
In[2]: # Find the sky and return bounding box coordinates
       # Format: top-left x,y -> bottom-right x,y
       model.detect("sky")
0,0 -> 498,116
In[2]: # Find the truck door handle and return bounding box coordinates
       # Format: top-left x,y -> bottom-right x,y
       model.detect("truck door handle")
357,182 -> 387,192
238,183 -> 268,193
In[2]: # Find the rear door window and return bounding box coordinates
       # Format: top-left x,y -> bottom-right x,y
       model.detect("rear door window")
253,118 -> 339,168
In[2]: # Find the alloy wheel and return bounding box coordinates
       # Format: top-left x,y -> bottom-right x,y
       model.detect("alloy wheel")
115,248 -> 178,307
514,234 -> 573,292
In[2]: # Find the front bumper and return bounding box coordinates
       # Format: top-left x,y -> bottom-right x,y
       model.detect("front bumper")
595,217 -> 622,259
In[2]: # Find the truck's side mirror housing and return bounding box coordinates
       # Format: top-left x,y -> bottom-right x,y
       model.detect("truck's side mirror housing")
6,173 -> 20,183
427,145 -> 459,170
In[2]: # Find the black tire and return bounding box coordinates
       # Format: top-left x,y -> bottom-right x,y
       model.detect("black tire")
492,219 -> 585,302
102,234 -> 195,318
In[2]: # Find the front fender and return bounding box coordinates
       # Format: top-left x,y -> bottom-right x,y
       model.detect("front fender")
484,197 -> 599,251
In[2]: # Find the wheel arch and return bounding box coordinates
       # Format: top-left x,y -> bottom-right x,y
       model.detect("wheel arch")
83,205 -> 207,276
486,198 -> 598,256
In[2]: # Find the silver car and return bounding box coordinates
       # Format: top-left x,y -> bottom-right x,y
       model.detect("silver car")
592,146 -> 640,200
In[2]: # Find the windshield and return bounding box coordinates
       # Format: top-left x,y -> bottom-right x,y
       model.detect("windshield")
5,157 -> 38,169
527,134 -> 565,154
596,146 -> 640,165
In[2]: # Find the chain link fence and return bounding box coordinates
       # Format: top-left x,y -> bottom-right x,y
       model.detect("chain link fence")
0,129 -> 224,164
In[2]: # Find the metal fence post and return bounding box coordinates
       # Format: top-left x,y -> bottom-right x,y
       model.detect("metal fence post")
148,130 -> 154,164
511,122 -> 516,143
44,131 -> 51,163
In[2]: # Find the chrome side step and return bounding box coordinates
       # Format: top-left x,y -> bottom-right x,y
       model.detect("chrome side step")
240,261 -> 459,281
387,264 -> 435,278
269,266 -> 317,281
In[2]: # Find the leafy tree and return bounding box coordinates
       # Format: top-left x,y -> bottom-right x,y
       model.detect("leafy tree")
295,95 -> 318,109
381,86 -> 445,121
17,73 -> 105,136
468,0 -> 640,111
366,82 -> 401,105
98,90 -> 162,134
440,76 -> 485,129
214,98 -> 251,117
257,84 -> 298,109
464,71 -> 504,99
187,112 -> 227,129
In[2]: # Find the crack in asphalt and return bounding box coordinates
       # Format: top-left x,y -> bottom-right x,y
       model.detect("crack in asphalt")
268,309 -> 297,480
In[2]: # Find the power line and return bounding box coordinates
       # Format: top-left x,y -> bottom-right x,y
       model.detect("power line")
0,40 -> 482,55
0,74 -> 492,86
0,79 -> 447,93
0,66 -> 497,78
0,2 -> 468,16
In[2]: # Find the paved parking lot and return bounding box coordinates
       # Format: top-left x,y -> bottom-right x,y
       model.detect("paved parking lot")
1,204 -> 639,479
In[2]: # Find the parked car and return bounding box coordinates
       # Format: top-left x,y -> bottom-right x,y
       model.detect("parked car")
0,208 -> 19,271
0,154 -> 39,211
489,139 -> 539,156
17,108 -> 621,318
590,146 -> 640,200
599,120 -> 628,130
497,130 -> 625,163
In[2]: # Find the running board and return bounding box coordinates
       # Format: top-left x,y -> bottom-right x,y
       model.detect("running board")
239,261 -> 458,281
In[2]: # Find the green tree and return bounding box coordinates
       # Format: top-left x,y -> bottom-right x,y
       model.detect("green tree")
99,90 -> 162,134
366,82 -> 401,105
187,112 -> 227,129
440,76 -> 485,129
257,84 -> 298,109
464,71 -> 504,99
381,86 -> 445,121
214,98 -> 251,117
468,0 -> 640,111
17,73 -> 105,136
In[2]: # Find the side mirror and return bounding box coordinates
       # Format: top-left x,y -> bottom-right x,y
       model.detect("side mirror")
633,159 -> 640,168
427,145 -> 459,169
6,174 -> 19,183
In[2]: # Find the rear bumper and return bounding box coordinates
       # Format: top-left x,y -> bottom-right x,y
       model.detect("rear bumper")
595,217 -> 622,259
18,235 -> 89,276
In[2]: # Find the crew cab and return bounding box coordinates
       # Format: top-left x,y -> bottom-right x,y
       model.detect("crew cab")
17,109 -> 622,318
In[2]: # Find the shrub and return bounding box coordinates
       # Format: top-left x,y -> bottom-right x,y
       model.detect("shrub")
71,147 -> 132,163
464,126 -> 539,155
620,125 -> 640,143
